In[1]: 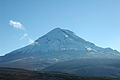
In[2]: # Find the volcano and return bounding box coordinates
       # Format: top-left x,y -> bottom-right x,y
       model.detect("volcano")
0,28 -> 120,71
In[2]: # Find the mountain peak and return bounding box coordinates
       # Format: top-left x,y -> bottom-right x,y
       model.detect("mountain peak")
48,28 -> 74,34
36,28 -> 75,43
48,27 -> 64,34
33,28 -> 95,52
52,27 -> 62,31
48,28 -> 73,35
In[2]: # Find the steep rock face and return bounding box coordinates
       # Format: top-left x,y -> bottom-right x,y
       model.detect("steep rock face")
0,28 -> 120,70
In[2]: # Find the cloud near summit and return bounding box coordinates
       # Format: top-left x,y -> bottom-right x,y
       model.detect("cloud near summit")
9,20 -> 25,30
9,20 -> 34,44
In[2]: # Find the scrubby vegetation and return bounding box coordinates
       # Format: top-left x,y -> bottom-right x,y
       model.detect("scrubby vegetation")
0,67 -> 120,80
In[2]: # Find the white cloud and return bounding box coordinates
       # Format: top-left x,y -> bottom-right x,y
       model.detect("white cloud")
9,20 -> 25,30
20,33 -> 36,44
20,33 -> 28,40
23,33 -> 28,37
9,20 -> 36,45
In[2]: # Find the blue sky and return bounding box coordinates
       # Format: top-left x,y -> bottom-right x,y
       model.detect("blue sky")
0,0 -> 120,56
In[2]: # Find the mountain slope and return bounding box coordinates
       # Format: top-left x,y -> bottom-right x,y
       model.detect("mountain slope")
43,58 -> 120,78
0,67 -> 120,80
0,28 -> 120,70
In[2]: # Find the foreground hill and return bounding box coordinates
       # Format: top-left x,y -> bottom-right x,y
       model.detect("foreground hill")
0,67 -> 120,80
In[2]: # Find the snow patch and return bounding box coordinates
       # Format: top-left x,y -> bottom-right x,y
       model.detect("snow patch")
86,47 -> 92,51
31,41 -> 39,45
65,34 -> 69,38
53,58 -> 59,62
86,47 -> 97,52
